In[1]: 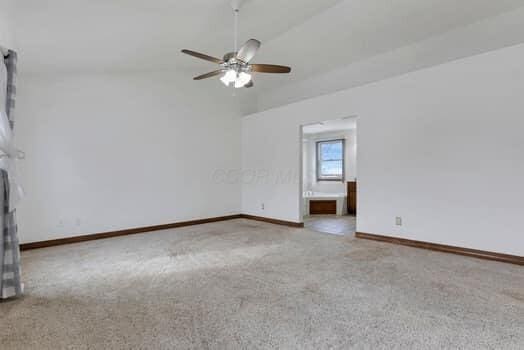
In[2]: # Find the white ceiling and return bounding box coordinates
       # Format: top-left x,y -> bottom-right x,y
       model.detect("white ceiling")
6,0 -> 524,111
303,117 -> 357,135
9,0 -> 342,74
257,6 -> 524,111
253,0 -> 524,88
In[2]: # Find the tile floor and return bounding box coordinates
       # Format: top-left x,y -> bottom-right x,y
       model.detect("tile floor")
303,215 -> 356,236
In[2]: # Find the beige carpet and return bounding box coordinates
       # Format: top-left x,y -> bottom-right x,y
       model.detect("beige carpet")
1,219 -> 523,349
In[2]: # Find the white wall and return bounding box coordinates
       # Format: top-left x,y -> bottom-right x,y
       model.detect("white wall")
16,72 -> 242,243
0,4 -> 14,50
242,43 -> 524,256
303,129 -> 357,194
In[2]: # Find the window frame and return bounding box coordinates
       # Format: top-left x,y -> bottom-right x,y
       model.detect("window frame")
316,139 -> 345,182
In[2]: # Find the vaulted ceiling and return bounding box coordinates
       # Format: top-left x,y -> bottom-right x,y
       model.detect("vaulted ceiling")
8,0 -> 341,74
5,0 -> 524,113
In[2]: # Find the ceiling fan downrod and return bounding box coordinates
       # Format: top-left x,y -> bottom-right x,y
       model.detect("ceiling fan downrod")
234,7 -> 239,53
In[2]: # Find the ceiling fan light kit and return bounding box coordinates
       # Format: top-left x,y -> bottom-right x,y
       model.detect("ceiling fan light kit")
181,0 -> 291,89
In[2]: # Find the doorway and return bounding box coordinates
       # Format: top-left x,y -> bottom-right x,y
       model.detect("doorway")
301,117 -> 358,236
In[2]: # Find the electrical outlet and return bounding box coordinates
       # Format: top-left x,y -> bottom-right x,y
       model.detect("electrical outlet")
395,217 -> 402,226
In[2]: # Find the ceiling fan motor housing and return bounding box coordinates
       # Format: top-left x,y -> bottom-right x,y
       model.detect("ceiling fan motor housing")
222,52 -> 251,73
223,52 -> 238,62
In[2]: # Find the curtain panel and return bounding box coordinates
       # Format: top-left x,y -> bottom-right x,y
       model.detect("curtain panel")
1,50 -> 22,300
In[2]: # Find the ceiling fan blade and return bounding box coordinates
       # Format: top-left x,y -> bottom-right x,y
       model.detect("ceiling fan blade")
236,39 -> 261,63
250,64 -> 291,74
181,49 -> 224,64
193,70 -> 225,80
245,80 -> 254,88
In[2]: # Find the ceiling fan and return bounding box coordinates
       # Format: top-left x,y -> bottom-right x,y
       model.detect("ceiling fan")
181,0 -> 291,89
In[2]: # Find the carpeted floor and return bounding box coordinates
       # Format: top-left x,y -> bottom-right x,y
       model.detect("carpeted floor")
1,219 -> 523,349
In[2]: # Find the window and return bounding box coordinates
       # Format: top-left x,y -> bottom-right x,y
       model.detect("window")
316,139 -> 345,181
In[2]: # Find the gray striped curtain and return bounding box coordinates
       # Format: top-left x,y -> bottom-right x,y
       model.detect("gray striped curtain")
1,50 -> 22,300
